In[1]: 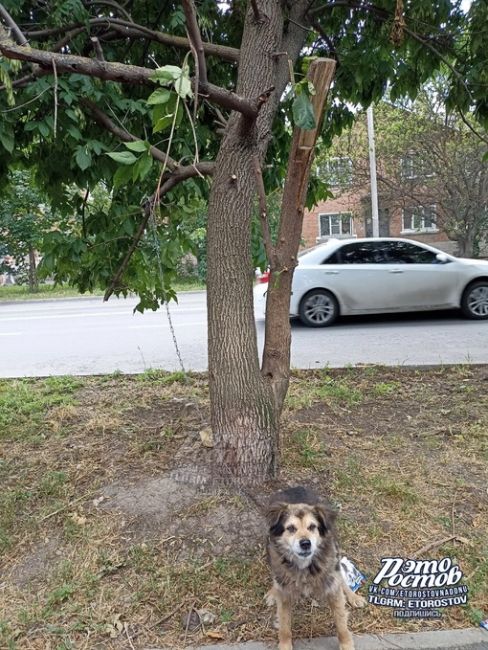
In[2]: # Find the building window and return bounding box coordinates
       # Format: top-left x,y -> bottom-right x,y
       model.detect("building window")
320,157 -> 353,187
319,213 -> 353,237
400,152 -> 434,180
402,205 -> 438,233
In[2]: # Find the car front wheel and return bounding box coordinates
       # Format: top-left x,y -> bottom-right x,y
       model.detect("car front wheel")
298,289 -> 339,327
461,280 -> 488,319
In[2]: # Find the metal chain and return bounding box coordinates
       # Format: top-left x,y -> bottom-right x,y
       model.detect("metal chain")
148,211 -> 187,375
164,299 -> 186,374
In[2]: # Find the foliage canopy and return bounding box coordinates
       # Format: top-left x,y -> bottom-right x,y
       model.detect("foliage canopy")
0,0 -> 487,305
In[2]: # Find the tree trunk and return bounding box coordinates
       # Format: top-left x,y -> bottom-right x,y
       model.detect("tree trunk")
206,2 -> 308,484
28,247 -> 38,292
456,228 -> 476,257
207,110 -> 279,482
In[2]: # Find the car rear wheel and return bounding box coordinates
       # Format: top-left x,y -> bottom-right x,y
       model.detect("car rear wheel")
299,289 -> 339,327
461,280 -> 488,319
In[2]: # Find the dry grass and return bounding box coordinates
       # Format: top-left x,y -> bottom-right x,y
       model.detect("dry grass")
0,366 -> 487,649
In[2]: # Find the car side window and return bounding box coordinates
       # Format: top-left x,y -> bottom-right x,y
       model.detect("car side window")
339,242 -> 387,264
322,251 -> 341,264
383,241 -> 438,264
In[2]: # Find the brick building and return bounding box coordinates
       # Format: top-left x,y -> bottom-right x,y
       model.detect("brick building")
302,185 -> 454,253
300,103 -> 479,256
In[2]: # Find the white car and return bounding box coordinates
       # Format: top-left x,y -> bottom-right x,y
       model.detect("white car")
254,238 -> 488,327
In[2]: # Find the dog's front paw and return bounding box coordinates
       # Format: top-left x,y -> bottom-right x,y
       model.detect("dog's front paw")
347,592 -> 367,608
339,643 -> 354,650
278,641 -> 293,650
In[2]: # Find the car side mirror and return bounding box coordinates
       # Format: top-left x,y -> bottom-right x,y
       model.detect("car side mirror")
436,253 -> 450,264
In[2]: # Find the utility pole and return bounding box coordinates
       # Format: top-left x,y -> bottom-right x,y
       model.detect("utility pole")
367,105 -> 380,237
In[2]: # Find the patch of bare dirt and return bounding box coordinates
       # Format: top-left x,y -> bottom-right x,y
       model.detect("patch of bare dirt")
1,537 -> 62,586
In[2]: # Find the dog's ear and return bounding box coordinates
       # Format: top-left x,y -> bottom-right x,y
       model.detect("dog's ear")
266,502 -> 288,537
313,503 -> 337,536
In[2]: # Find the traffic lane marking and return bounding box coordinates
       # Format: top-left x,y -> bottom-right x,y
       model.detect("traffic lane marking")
0,307 -> 206,323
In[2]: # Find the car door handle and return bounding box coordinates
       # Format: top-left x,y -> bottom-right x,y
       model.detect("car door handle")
389,269 -> 404,274
324,270 -> 339,275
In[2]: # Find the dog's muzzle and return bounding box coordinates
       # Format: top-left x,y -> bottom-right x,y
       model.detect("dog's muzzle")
298,538 -> 312,556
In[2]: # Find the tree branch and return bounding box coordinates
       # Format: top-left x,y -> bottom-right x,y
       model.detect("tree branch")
86,0 -> 134,22
252,154 -> 275,265
24,18 -> 239,63
0,26 -> 154,84
309,17 -> 337,59
250,0 -> 263,22
103,161 -> 215,301
0,2 -> 28,45
201,81 -> 259,118
52,26 -> 86,51
0,26 -> 256,116
182,0 -> 207,86
103,207 -> 153,301
457,108 -> 488,147
179,0 -> 270,119
90,36 -> 105,61
79,98 -> 177,169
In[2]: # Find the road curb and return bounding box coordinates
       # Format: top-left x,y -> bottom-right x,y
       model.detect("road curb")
162,628 -> 488,650
0,289 -> 207,306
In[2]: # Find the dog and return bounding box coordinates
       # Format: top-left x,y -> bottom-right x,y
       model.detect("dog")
265,486 -> 365,650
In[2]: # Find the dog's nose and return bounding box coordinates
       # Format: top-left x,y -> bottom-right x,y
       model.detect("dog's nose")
299,538 -> 311,551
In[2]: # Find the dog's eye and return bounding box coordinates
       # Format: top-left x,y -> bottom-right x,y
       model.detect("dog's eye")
286,525 -> 297,533
308,524 -> 317,532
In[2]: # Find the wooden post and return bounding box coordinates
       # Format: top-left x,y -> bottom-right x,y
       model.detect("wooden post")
261,58 -> 336,411
286,58 -> 336,213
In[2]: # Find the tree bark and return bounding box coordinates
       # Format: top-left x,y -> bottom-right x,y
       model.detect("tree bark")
28,247 -> 38,292
457,229 -> 476,257
206,1 -> 309,484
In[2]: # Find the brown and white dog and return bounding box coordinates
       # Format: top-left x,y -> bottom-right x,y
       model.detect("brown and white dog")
265,486 -> 365,650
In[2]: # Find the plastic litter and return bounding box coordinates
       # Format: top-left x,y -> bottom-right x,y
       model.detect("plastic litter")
340,556 -> 366,593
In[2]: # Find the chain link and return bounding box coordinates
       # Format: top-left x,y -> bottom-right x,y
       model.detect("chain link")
164,299 -> 186,374
149,212 -> 187,375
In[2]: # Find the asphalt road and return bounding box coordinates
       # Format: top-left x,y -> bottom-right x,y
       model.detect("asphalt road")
1,292 -> 487,377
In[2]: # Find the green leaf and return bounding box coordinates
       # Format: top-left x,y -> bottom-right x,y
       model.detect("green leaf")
150,65 -> 182,83
75,146 -> 92,171
89,140 -> 106,155
0,129 -> 14,153
153,102 -> 183,133
147,88 -> 171,105
153,114 -> 175,133
106,151 -> 138,165
132,154 -> 153,181
38,121 -> 50,138
292,93 -> 316,130
174,74 -> 192,99
124,140 -> 149,153
66,125 -> 82,141
149,65 -> 192,99
113,164 -> 134,188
